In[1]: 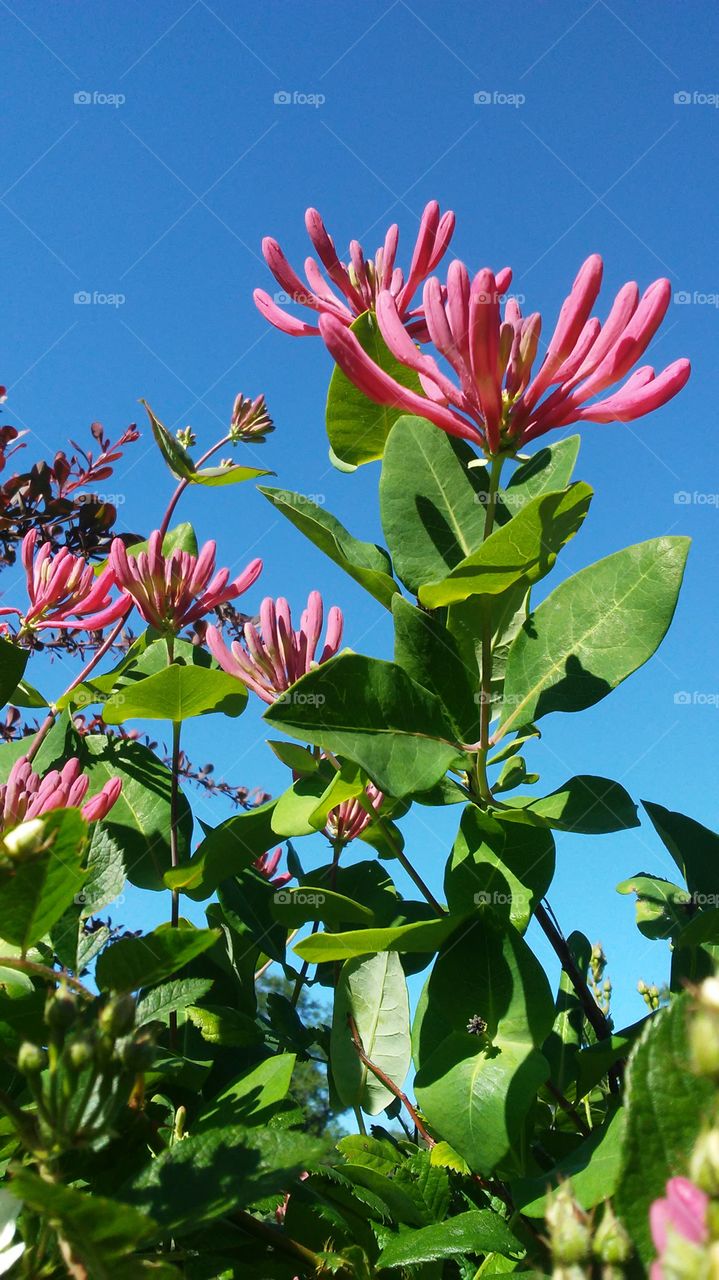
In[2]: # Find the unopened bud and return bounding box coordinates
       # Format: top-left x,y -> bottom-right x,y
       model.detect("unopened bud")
66,1037 -> 95,1072
117,1031 -> 155,1073
545,1184 -> 591,1265
17,1041 -> 48,1075
176,426 -> 196,449
690,1131 -> 719,1196
2,817 -> 46,860
46,989 -> 77,1033
99,994 -> 136,1039
690,1009 -> 719,1079
593,1203 -> 631,1265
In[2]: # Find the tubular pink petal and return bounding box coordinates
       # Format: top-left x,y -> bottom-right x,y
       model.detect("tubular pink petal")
261,237 -> 310,300
320,605 -> 344,662
576,358 -> 690,423
253,289 -> 320,336
495,267 -> 513,295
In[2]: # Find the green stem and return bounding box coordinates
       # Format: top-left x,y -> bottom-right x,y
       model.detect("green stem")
158,434 -> 231,539
474,455 -> 504,804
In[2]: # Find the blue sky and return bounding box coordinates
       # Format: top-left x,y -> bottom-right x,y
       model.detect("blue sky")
2,0 -> 718,1029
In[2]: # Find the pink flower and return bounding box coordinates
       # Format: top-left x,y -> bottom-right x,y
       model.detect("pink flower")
325,782 -> 383,844
254,201 -> 455,339
206,591 -> 343,705
253,847 -> 291,888
318,255 -> 690,456
650,1177 -> 709,1279
109,531 -> 262,635
0,530 -> 129,632
0,755 -> 121,830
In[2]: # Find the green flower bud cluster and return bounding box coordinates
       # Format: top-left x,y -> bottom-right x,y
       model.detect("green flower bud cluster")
545,1185 -> 631,1280
690,978 -> 719,1081
637,979 -> 663,1011
13,985 -> 158,1156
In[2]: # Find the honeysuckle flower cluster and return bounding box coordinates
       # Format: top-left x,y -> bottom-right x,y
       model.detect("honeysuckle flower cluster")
0,756 -> 122,830
207,591 -> 343,704
650,1177 -> 709,1279
325,781 -> 383,844
0,530 -> 129,633
317,253 -> 690,456
254,201 -> 455,339
253,846 -> 291,887
109,531 -> 262,636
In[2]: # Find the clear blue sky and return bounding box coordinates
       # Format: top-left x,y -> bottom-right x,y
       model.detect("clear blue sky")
3,0 -> 718,1029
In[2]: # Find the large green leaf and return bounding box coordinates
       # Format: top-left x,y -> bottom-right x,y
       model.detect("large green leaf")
413,916 -> 554,1175
419,483 -> 592,608
0,808 -> 88,951
264,653 -> 463,798
392,595 -> 480,742
293,914 -> 463,963
377,1209 -> 519,1268
505,775 -> 639,834
379,415 -> 489,593
197,1054 -> 297,1129
643,800 -> 719,901
103,662 -> 247,723
271,886 -> 373,928
325,313 -> 423,467
123,1123 -> 323,1234
0,638 -> 29,708
331,952 -> 411,1114
499,434 -> 581,517
258,486 -> 398,609
615,996 -> 713,1264
78,734 -> 193,892
164,799 -> 278,900
96,922 -> 219,991
444,807 -> 555,933
514,1108 -> 625,1216
498,537 -> 690,738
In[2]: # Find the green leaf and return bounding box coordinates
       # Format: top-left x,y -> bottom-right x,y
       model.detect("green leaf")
294,914 -> 464,963
331,952 -> 411,1114
501,435 -> 581,516
574,1018 -> 645,1100
96,922 -> 219,991
0,809 -> 88,951
0,638 -> 28,709
377,1209 -> 520,1269
678,908 -> 719,947
165,799 -> 278,900
498,537 -> 690,738
78,733 -> 193,892
379,415 -> 489,593
392,595 -> 480,742
271,886 -> 373,928
616,873 -> 690,940
103,662 -> 247,723
143,400 -> 268,485
123,1123 -> 324,1234
8,677 -> 47,709
419,483 -> 592,608
264,653 -> 463,799
514,1108 -> 625,1216
136,977 -> 214,1026
271,763 -> 365,838
643,800 -> 719,902
197,1055 -> 297,1129
186,1004 -> 262,1046
506,775 -> 640,834
259,486 -> 397,609
444,807 -> 555,933
413,917 -> 554,1175
615,995 -> 713,1264
325,313 -> 423,467
8,1168 -> 157,1272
